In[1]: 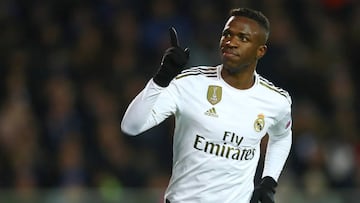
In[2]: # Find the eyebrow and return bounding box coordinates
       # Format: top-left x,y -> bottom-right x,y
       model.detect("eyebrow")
237,32 -> 251,37
223,27 -> 252,35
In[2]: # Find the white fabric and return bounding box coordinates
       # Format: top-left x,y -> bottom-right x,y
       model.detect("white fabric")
121,65 -> 292,203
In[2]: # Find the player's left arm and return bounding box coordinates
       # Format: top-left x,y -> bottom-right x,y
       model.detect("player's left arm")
250,110 -> 292,203
262,110 -> 292,180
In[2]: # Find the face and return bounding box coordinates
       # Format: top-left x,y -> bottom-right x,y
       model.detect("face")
219,16 -> 267,73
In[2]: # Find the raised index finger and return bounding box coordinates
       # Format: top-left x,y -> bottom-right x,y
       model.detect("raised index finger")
169,27 -> 179,47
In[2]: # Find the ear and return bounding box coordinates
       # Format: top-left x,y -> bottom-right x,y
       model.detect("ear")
256,45 -> 267,60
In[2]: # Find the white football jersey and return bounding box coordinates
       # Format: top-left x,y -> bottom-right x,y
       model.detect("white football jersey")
121,65 -> 292,203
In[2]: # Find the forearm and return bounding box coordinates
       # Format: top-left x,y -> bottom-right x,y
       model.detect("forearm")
122,28 -> 187,136
121,79 -> 165,135
262,130 -> 292,181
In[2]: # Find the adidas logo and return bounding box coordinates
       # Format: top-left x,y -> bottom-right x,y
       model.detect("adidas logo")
204,107 -> 218,117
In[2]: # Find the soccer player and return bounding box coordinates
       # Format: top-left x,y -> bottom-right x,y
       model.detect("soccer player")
121,8 -> 292,203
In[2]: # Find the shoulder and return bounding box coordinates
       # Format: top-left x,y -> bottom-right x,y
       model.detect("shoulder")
257,74 -> 292,105
175,65 -> 219,80
165,66 -> 219,102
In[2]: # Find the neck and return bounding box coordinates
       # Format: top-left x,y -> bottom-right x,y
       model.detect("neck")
221,66 -> 256,89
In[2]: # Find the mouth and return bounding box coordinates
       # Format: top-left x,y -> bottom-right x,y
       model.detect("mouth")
221,47 -> 238,58
222,52 -> 237,58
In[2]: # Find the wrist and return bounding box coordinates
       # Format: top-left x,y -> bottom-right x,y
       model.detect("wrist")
153,66 -> 174,87
260,176 -> 277,192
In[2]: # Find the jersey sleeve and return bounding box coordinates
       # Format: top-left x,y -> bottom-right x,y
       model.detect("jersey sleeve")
121,79 -> 177,136
262,104 -> 292,181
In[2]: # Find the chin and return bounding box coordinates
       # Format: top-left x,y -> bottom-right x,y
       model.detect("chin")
223,60 -> 237,70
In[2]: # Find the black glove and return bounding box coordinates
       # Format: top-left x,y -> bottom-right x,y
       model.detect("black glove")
153,27 -> 189,87
250,176 -> 278,203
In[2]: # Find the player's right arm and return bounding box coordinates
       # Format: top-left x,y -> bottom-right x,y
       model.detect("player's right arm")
121,27 -> 189,136
121,79 -> 174,135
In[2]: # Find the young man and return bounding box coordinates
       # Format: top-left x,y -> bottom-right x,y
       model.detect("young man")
121,8 -> 292,203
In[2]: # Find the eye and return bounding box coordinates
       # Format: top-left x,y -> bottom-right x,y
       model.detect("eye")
237,34 -> 250,42
239,36 -> 249,42
222,30 -> 231,38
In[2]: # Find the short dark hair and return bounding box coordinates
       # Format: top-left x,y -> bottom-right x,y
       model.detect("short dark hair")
229,8 -> 270,42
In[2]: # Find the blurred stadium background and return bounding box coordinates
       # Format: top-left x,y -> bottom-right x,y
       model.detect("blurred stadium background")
0,0 -> 359,202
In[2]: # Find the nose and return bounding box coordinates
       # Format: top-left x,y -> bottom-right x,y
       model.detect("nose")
225,38 -> 237,48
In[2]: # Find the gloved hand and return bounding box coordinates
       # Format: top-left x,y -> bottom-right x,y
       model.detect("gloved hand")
153,27 -> 190,87
250,176 -> 278,203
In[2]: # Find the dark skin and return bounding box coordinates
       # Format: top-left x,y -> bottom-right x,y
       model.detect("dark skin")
220,16 -> 268,90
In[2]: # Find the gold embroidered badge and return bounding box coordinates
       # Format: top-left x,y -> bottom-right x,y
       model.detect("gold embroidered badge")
207,85 -> 222,105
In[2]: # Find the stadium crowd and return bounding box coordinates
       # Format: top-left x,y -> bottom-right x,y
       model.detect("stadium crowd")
0,0 -> 359,202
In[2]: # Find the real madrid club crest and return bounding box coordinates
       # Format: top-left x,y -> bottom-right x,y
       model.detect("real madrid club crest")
254,114 -> 265,132
207,85 -> 222,105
